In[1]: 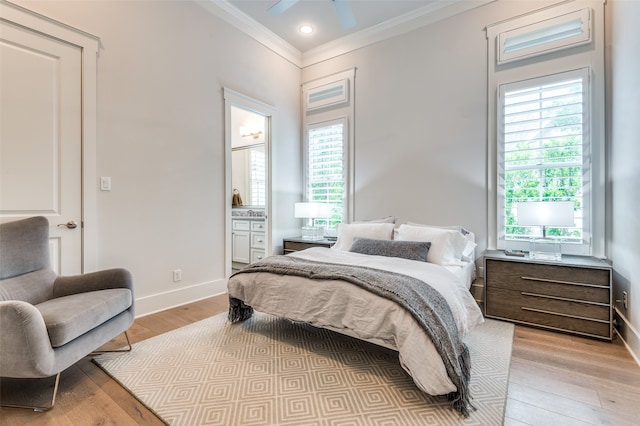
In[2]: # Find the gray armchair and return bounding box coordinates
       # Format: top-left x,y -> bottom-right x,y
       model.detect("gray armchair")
0,216 -> 135,410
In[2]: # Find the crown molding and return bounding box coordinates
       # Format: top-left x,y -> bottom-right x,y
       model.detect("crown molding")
301,0 -> 495,67
199,0 -> 496,69
196,0 -> 303,67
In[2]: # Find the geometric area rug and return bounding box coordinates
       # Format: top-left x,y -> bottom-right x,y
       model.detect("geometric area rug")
94,312 -> 514,426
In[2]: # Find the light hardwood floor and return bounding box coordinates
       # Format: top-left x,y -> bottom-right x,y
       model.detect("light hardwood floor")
1,293 -> 638,425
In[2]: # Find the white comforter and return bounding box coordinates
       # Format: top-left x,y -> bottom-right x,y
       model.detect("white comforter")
227,247 -> 484,395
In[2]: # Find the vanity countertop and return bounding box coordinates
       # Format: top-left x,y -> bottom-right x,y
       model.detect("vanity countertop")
231,208 -> 265,219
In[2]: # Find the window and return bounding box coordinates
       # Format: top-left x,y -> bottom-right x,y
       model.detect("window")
302,69 -> 355,228
499,69 -> 589,250
306,119 -> 346,228
250,148 -> 265,207
486,1 -> 605,257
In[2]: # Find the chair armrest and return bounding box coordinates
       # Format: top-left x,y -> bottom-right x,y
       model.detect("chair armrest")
0,301 -> 55,377
52,268 -> 133,299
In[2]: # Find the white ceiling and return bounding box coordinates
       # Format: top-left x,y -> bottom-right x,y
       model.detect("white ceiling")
226,0 -> 441,52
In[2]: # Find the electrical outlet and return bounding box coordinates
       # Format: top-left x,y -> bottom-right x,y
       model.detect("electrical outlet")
173,269 -> 182,282
623,291 -> 628,310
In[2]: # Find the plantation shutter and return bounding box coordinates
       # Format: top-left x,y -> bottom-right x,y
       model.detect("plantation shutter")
307,121 -> 345,228
250,149 -> 265,207
499,67 -> 591,254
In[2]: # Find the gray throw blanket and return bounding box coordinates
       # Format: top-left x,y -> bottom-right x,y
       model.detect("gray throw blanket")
228,255 -> 472,417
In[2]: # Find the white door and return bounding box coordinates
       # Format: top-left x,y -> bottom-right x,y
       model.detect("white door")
0,20 -> 82,275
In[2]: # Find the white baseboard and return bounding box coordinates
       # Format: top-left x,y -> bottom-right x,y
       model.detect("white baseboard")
614,307 -> 640,367
135,278 -> 228,318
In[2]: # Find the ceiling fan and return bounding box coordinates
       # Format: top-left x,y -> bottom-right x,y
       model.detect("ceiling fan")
268,0 -> 356,30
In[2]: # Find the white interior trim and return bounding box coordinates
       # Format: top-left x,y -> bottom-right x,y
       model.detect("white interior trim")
135,279 -> 228,317
199,0 -> 496,69
615,307 -> 640,368
485,0 -> 606,258
498,8 -> 591,64
223,88 -> 276,279
1,0 -> 100,272
197,0 -> 302,67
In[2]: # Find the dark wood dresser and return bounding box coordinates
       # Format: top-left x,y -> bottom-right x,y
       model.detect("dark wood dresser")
483,250 -> 612,341
283,237 -> 335,254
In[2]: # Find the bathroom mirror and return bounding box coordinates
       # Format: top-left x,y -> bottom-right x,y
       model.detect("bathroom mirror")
232,143 -> 265,207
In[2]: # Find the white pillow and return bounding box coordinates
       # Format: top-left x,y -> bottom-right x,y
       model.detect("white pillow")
331,222 -> 395,251
354,216 -> 397,224
395,224 -> 467,266
405,222 -> 476,261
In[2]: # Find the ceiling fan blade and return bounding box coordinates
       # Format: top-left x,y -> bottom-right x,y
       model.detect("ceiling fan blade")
333,0 -> 356,29
267,0 -> 299,16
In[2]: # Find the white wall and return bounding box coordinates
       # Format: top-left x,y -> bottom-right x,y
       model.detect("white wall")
607,0 -> 640,360
302,1 -> 561,257
15,0 -> 301,315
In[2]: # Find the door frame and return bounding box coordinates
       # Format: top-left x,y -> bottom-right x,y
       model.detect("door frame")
1,1 -> 99,272
223,88 -> 275,278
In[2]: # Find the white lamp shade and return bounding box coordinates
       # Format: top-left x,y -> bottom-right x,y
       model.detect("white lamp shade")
294,202 -> 332,219
516,201 -> 574,227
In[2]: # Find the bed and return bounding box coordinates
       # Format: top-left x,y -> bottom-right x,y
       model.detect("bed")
227,222 -> 484,416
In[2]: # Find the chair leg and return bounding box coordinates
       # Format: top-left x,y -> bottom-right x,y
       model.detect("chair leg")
91,330 -> 133,355
0,372 -> 60,412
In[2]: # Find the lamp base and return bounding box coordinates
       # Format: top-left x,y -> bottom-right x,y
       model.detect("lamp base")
528,238 -> 562,261
301,226 -> 324,241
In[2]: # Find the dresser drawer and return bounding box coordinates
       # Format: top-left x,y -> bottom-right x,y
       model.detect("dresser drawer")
485,259 -> 609,304
487,287 -> 611,338
251,221 -> 265,232
251,249 -> 265,263
232,220 -> 250,231
487,286 -> 610,321
485,259 -> 609,287
251,232 -> 265,249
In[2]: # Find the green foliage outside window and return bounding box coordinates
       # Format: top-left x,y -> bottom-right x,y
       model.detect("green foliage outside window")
503,77 -> 584,244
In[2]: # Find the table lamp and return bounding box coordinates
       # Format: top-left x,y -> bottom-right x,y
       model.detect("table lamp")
294,202 -> 332,241
516,201 -> 574,260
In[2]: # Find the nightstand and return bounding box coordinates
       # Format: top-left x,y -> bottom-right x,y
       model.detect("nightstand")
483,250 -> 612,341
283,237 -> 335,254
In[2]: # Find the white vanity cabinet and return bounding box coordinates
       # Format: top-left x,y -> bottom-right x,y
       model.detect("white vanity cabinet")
232,218 -> 265,268
250,220 -> 265,262
232,220 -> 250,264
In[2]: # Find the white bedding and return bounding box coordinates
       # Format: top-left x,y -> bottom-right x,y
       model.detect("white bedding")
227,247 -> 484,396
444,260 -> 477,290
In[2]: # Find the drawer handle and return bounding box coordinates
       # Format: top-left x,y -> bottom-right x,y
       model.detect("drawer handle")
521,291 -> 610,307
257,239 -> 263,243
521,307 -> 610,324
521,276 -> 609,289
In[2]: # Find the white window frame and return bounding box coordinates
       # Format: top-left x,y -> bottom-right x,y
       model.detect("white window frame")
302,69 -> 355,226
497,68 -> 591,255
304,118 -> 348,228
486,1 -> 606,258
498,8 -> 592,65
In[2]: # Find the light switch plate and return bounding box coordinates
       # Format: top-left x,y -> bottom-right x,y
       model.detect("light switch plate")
100,176 -> 111,191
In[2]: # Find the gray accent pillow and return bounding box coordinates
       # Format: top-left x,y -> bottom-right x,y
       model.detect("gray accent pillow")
349,238 -> 431,261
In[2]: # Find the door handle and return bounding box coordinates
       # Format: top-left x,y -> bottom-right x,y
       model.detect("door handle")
57,221 -> 78,229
